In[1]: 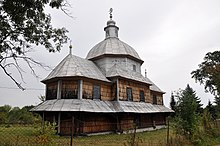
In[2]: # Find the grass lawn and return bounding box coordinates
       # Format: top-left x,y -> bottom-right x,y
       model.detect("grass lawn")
0,125 -> 169,146
1,124 -> 220,146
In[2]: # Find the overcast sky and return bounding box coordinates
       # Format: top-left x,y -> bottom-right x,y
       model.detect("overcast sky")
1,0 -> 220,108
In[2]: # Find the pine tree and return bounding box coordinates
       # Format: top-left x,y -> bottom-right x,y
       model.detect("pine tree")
184,84 -> 203,114
170,92 -> 176,111
175,84 -> 200,138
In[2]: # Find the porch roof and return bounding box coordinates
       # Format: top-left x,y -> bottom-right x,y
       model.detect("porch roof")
31,99 -> 173,113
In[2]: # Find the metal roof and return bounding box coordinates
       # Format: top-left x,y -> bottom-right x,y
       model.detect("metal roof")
86,38 -> 143,63
150,83 -> 165,93
106,64 -> 152,85
31,99 -> 173,113
86,17 -> 143,63
146,78 -> 165,93
42,54 -> 110,83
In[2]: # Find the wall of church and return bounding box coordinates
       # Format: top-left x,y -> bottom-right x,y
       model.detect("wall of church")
46,82 -> 58,100
43,112 -> 167,135
94,57 -> 141,75
82,79 -> 113,101
118,79 -> 151,102
61,80 -> 78,99
150,91 -> 164,105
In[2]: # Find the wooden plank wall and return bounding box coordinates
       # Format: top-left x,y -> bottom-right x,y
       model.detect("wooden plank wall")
46,82 -> 58,100
82,81 -> 93,99
120,115 -> 134,130
118,79 -> 151,102
83,79 -> 112,100
62,80 -> 78,92
140,114 -> 153,128
61,80 -> 78,99
152,114 -> 166,125
82,115 -> 116,133
150,91 -> 164,105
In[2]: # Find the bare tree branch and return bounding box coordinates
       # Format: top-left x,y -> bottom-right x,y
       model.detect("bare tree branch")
0,63 -> 25,90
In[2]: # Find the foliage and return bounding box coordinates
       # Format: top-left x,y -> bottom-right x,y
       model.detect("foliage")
205,100 -> 218,120
0,105 -> 11,123
35,122 -> 57,146
191,51 -> 220,101
170,92 -> 176,111
170,92 -> 176,117
0,105 -> 41,124
174,85 -> 200,139
0,123 -> 219,146
0,0 -> 69,90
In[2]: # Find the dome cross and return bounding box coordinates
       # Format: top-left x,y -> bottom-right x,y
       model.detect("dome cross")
109,8 -> 113,19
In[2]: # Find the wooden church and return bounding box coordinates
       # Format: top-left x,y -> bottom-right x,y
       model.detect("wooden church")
32,11 -> 173,135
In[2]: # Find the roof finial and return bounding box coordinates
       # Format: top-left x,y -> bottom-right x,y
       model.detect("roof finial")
109,8 -> 113,19
69,40 -> 72,55
145,69 -> 147,78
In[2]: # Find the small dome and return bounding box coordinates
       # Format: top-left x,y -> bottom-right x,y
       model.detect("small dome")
86,37 -> 143,63
86,16 -> 143,63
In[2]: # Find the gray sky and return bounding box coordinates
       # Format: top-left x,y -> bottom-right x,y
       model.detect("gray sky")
0,0 -> 219,108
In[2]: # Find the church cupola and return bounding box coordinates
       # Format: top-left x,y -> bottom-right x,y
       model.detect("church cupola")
104,8 -> 119,39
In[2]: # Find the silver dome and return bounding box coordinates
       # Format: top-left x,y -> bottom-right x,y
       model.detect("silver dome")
86,18 -> 143,63
86,37 -> 143,63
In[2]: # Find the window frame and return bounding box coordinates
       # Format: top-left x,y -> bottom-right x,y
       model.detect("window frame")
133,64 -> 136,72
153,95 -> 157,104
139,90 -> 145,102
126,87 -> 133,101
93,85 -> 101,100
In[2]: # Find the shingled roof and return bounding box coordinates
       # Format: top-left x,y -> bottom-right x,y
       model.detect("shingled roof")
42,54 -> 110,83
106,64 -> 152,85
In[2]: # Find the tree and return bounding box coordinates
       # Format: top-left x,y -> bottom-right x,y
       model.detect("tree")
170,92 -> 176,111
205,100 -> 217,120
0,105 -> 11,124
174,85 -> 200,138
0,0 -> 69,90
191,51 -> 220,103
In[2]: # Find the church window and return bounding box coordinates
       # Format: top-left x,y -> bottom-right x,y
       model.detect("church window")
127,87 -> 133,101
61,88 -> 77,99
153,95 -> 157,104
93,85 -> 101,100
133,65 -> 136,71
140,90 -> 145,102
46,83 -> 57,100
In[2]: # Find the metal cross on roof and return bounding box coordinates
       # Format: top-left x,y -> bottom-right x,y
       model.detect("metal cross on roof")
69,40 -> 72,55
109,8 -> 113,19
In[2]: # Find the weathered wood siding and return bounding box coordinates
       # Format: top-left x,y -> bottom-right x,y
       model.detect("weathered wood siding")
61,80 -> 78,99
118,79 -> 151,102
152,113 -> 166,125
119,114 -> 135,130
139,114 -> 153,128
82,113 -> 116,133
82,79 -> 112,100
46,82 -> 58,100
150,91 -> 164,105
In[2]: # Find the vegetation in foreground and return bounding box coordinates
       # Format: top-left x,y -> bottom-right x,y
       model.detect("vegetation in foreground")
0,122 -> 220,146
